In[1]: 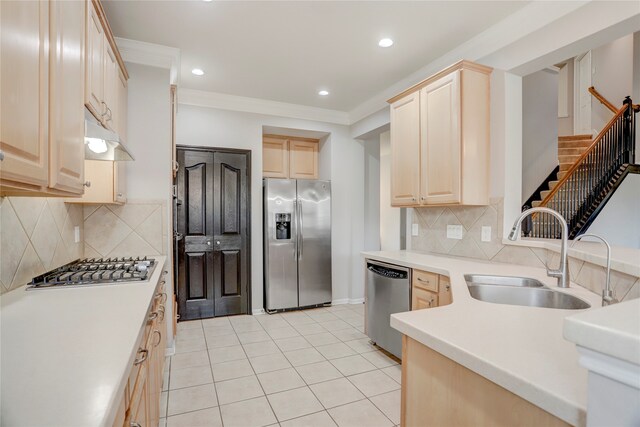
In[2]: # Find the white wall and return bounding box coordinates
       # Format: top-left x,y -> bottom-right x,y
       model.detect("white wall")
125,63 -> 174,348
522,69 -> 559,202
591,34 -> 634,133
363,137 -> 380,252
557,60 -> 575,136
176,105 -> 366,310
587,173 -> 640,248
379,131 -> 402,251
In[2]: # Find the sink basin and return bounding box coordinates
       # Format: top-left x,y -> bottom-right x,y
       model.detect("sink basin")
465,274 -> 590,310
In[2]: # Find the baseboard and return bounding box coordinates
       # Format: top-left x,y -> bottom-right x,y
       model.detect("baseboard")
332,298 -> 364,305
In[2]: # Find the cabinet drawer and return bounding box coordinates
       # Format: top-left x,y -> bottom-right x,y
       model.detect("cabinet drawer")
412,286 -> 438,310
413,270 -> 439,292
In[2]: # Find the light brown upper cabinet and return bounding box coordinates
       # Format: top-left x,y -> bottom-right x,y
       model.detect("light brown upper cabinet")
84,0 -> 129,134
263,137 -> 289,178
66,160 -> 126,204
289,139 -> 319,179
390,92 -> 421,206
262,135 -> 319,180
1,0 -> 85,196
388,60 -> 492,207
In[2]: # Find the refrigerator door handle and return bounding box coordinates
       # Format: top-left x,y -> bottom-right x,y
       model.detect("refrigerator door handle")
298,199 -> 303,260
293,199 -> 298,261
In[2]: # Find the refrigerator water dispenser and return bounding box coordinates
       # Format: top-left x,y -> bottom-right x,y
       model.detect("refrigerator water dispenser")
275,213 -> 291,240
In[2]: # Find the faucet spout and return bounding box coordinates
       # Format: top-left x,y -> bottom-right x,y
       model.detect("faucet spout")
574,233 -> 617,306
508,207 -> 570,288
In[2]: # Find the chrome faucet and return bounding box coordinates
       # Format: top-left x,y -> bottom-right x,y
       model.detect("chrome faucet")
574,233 -> 617,306
508,207 -> 570,288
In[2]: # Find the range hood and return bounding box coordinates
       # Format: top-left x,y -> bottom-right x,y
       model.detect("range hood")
84,112 -> 134,161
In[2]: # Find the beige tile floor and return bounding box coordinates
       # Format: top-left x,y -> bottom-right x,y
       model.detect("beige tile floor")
161,304 -> 401,427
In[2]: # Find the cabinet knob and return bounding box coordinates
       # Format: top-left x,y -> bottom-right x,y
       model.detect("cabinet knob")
117,192 -> 123,197
83,181 -> 91,188
0,150 -> 4,161
412,198 -> 416,202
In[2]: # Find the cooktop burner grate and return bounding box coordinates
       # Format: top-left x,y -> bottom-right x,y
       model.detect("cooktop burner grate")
28,257 -> 156,289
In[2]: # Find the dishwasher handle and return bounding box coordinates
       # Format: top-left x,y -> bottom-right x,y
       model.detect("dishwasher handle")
367,262 -> 408,280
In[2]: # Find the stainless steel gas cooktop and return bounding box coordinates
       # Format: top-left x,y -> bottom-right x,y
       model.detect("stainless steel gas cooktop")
27,257 -> 156,289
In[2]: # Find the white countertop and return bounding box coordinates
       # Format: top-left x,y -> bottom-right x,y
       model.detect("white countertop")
362,250 -> 602,427
564,298 -> 640,365
0,256 -> 166,427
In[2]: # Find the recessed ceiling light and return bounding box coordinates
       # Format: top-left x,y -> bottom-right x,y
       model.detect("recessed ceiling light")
203,0 -> 213,2
378,38 -> 394,48
192,68 -> 204,76
318,90 -> 329,96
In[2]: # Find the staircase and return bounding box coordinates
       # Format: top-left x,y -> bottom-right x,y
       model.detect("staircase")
523,95 -> 637,239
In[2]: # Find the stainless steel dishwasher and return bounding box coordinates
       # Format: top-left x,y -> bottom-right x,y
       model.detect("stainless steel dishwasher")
365,259 -> 410,359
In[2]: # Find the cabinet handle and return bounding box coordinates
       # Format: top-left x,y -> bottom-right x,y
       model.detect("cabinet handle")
106,107 -> 113,121
131,422 -> 142,427
153,330 -> 162,347
155,292 -> 167,304
148,312 -> 158,321
162,270 -> 168,276
417,278 -> 431,284
83,181 -> 91,188
445,284 -> 450,291
0,150 -> 4,161
117,192 -> 123,198
134,349 -> 148,365
158,306 -> 166,321
100,101 -> 108,116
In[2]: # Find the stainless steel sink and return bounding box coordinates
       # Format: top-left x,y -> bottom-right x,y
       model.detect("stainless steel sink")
465,274 -> 590,310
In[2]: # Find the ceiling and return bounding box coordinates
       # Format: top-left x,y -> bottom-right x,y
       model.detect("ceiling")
103,1 -> 528,112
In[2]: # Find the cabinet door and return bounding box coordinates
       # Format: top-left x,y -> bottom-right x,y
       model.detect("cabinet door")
103,39 -> 118,131
289,139 -> 318,179
438,275 -> 452,306
146,325 -> 161,427
127,362 -> 148,427
412,286 -> 438,310
85,0 -> 104,120
420,71 -> 461,204
48,0 -> 85,194
114,161 -> 127,203
0,0 -> 50,187
263,137 -> 289,178
390,92 -> 421,206
118,69 -> 128,142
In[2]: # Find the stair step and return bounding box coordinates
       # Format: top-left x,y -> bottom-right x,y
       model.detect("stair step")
532,200 -> 542,207
548,180 -> 559,190
558,154 -> 581,164
558,140 -> 592,149
558,147 -> 585,156
558,134 -> 593,141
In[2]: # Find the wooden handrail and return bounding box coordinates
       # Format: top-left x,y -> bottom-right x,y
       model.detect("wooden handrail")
538,103 -> 629,207
588,86 -> 617,113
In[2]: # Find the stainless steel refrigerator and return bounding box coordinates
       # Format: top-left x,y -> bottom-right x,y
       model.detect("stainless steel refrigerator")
264,178 -> 332,311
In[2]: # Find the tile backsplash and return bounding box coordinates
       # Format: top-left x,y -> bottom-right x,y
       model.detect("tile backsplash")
410,198 -> 639,302
83,200 -> 167,259
0,197 -> 84,294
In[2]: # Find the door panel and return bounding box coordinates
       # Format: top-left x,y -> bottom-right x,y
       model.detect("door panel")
176,150 -> 215,320
390,92 -> 421,206
49,0 -> 85,194
264,179 -> 298,311
0,0 -> 50,187
213,151 -> 249,316
420,71 -> 461,204
297,180 -> 332,307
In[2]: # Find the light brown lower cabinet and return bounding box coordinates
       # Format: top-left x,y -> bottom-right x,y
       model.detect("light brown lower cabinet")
115,272 -> 167,427
401,336 -> 569,427
411,269 -> 451,310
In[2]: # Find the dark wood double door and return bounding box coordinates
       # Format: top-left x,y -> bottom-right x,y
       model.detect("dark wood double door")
175,147 -> 250,320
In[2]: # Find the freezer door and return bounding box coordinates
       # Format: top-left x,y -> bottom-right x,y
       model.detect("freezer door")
297,180 -> 332,307
264,179 -> 298,310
